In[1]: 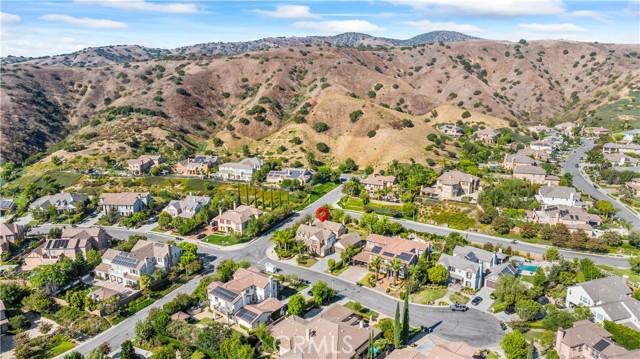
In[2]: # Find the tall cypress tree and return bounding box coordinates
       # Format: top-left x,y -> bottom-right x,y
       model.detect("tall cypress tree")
402,290 -> 410,343
393,302 -> 401,348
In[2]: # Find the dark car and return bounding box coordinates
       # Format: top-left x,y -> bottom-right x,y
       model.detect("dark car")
175,236 -> 183,241
505,306 -> 515,315
307,289 -> 314,296
450,303 -> 468,312
471,296 -> 483,306
195,233 -> 206,240
499,321 -> 507,330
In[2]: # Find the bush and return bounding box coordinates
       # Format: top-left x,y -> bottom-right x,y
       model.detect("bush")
373,83 -> 383,91
9,314 -> 30,330
316,143 -> 330,153
175,88 -> 189,96
461,111 -> 471,119
349,110 -> 364,123
367,90 -> 376,98
367,130 -> 376,138
313,122 -> 329,133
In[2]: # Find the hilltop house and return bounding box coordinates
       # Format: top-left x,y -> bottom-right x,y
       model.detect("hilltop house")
0,222 -> 23,257
527,125 -> 551,134
126,155 -> 162,175
175,155 -> 219,176
555,320 -> 640,359
207,267 -> 284,328
30,193 -> 88,215
475,128 -> 500,144
353,234 -> 429,279
434,170 -> 480,199
536,185 -> 583,207
95,240 -> 182,288
270,304 -> 380,359
554,122 -> 577,135
215,158 -> 264,182
584,127 -> 610,137
266,168 -> 313,185
162,195 -> 211,219
626,178 -> 640,197
100,192 -> 151,216
0,198 -> 15,216
604,153 -> 640,167
566,276 -> 639,330
212,204 -> 263,234
361,174 -> 397,197
24,227 -> 111,269
439,124 -> 464,138
602,143 -> 640,155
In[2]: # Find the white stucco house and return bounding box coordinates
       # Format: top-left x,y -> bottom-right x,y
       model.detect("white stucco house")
536,185 -> 583,207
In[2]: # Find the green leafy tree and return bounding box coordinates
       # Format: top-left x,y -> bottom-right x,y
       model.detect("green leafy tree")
595,200 -> 617,219
427,265 -> 449,284
533,267 -> 548,287
629,255 -> 640,274
139,274 -> 152,291
494,275 -> 527,306
603,320 -> 640,350
501,331 -> 530,359
393,302 -> 401,348
515,299 -> 542,321
63,351 -> 84,359
287,294 -> 305,317
120,340 -> 136,359
543,308 -> 576,331
86,348 -> 106,359
158,212 -> 171,229
401,290 -> 410,343
545,248 -> 560,261
311,281 -> 335,305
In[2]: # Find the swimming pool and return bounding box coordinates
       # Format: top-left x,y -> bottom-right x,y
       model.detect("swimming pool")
519,264 -> 539,275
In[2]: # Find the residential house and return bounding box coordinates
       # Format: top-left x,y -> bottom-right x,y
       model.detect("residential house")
475,128 -> 500,144
527,205 -> 602,235
30,192 -> 88,215
270,304 -> 380,359
212,204 -> 263,234
536,185 -> 583,207
95,240 -> 182,288
215,158 -> 264,182
529,140 -> 557,153
175,155 -> 219,176
0,299 -> 7,334
24,227 -> 111,269
585,127 -> 610,137
604,153 -> 640,167
566,276 -> 640,330
0,198 -> 15,216
555,320 -> 640,359
353,234 -> 429,279
333,233 -> 364,254
435,170 -> 480,199
519,147 -> 551,162
438,253 -> 482,290
618,129 -> 640,143
513,165 -> 559,185
554,122 -> 577,135
207,267 -> 284,328
295,224 -> 337,257
484,263 -> 518,289
452,245 -> 507,272
127,155 -> 162,175
0,222 -> 24,253
388,342 -> 477,359
503,153 -> 538,170
626,178 -> 640,196
527,125 -> 551,135
266,168 -> 313,185
439,124 -> 464,138
602,143 -> 640,155
162,195 -> 211,219
100,192 -> 151,216
361,174 -> 397,196
312,218 -> 347,237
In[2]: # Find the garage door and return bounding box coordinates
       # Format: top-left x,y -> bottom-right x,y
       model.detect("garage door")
485,280 -> 497,289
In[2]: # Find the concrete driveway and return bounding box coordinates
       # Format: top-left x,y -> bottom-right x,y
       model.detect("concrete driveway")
15,214 -> 33,226
472,287 -> 495,313
339,265 -> 369,283
310,253 -> 340,273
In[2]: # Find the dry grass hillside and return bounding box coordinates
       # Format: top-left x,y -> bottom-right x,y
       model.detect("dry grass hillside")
1,38 -> 639,165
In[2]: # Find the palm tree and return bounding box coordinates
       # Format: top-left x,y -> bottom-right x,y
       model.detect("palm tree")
370,257 -> 382,282
272,229 -> 294,252
390,258 -> 402,286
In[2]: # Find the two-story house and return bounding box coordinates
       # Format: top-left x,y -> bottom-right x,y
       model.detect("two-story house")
212,204 -> 263,234
626,178 -> 640,197
0,198 -> 15,216
208,267 -> 284,328
536,185 -> 583,207
439,124 -> 464,138
438,253 -> 482,290
30,192 -> 88,215
527,205 -> 602,235
215,158 -> 264,182
475,128 -> 500,144
555,320 -> 639,359
162,195 -> 211,219
502,153 -> 539,170
0,299 -> 7,334
361,174 -> 397,196
513,164 -> 559,185
295,224 -> 337,257
126,155 -> 162,175
266,168 -> 313,185
529,140 -> 557,153
439,245 -> 509,290
99,192 -> 151,216
95,240 -> 182,288
566,276 -> 640,330
0,222 -> 23,257
175,155 -> 219,176
602,143 -> 640,155
24,227 -> 111,269
604,153 -> 640,167
435,170 -> 480,199
353,234 -> 429,279
554,122 -> 576,135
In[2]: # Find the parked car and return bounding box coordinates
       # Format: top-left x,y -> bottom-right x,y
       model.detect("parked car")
499,321 -> 507,330
195,233 -> 206,240
175,236 -> 182,241
471,296 -> 483,306
450,303 -> 468,312
307,289 -> 314,296
505,306 -> 515,315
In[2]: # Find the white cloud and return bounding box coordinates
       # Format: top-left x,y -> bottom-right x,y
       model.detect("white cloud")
567,10 -> 608,22
385,0 -> 565,16
254,5 -> 320,19
292,20 -> 382,34
2,37 -> 93,57
402,20 -> 482,33
74,0 -> 197,14
1,12 -> 21,25
517,22 -> 587,33
41,14 -> 127,29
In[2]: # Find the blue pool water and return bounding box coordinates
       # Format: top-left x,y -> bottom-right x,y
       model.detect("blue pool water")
519,265 -> 539,273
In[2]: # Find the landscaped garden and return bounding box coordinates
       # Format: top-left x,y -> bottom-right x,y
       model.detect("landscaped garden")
412,287 -> 447,304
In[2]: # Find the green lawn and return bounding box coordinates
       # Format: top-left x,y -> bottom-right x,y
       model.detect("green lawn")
598,265 -> 640,285
520,276 -> 536,284
49,340 -> 75,357
327,264 -> 350,276
298,257 -> 318,268
341,196 -> 409,219
344,301 -> 379,321
584,90 -> 640,130
412,288 -> 447,304
359,273 -> 376,288
491,299 -> 509,313
204,232 -> 243,246
449,292 -> 470,304
524,330 -> 544,343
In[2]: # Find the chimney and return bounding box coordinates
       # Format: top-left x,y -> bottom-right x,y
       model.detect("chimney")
306,329 -> 313,340
219,208 -> 223,216
359,320 -> 364,329
233,201 -> 237,210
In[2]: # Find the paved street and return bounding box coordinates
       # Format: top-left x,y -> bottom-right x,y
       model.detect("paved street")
561,139 -> 640,230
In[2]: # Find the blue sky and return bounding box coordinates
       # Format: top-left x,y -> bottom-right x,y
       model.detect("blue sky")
1,0 -> 639,57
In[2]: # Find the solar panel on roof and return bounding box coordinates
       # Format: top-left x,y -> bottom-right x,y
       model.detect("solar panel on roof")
212,286 -> 238,302
397,252 -> 413,261
51,240 -> 70,249
382,251 -> 394,257
593,339 -> 610,352
235,308 -> 258,323
371,246 -> 382,254
112,254 -> 141,268
154,242 -> 165,248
